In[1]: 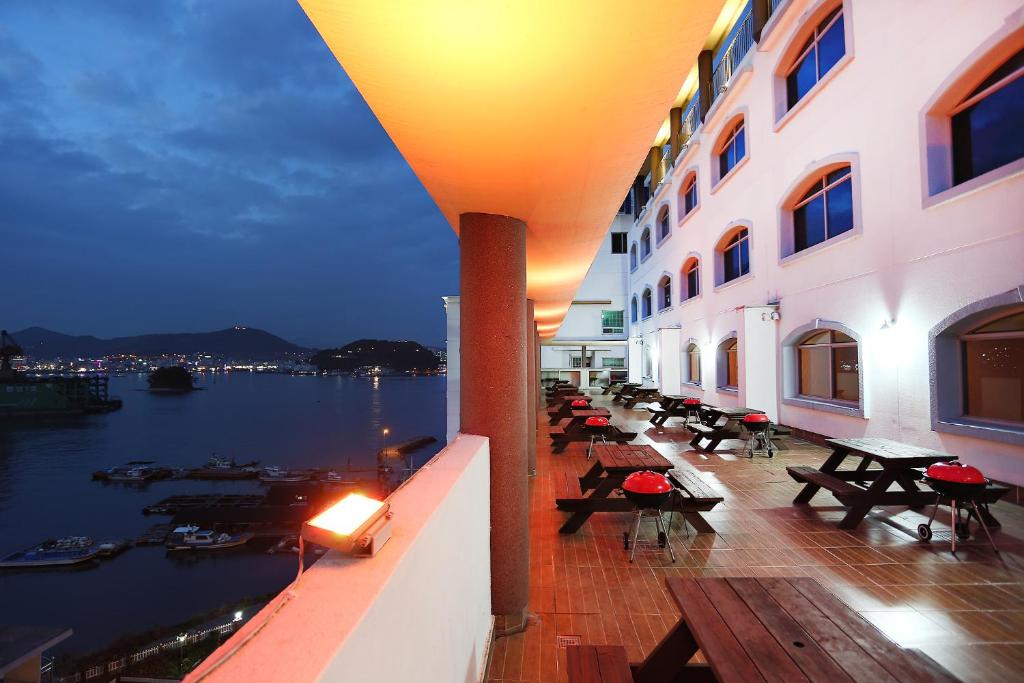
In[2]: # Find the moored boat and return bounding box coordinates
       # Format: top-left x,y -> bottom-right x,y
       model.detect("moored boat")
0,537 -> 99,568
259,466 -> 311,483
165,525 -> 253,551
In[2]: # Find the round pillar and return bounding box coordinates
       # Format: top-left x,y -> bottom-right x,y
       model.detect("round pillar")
459,212 -> 529,630
526,300 -> 538,477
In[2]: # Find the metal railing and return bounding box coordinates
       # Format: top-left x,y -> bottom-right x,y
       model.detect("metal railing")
769,0 -> 786,15
711,9 -> 754,98
678,98 -> 701,153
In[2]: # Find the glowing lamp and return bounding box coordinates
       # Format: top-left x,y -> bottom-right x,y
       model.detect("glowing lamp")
301,493 -> 392,557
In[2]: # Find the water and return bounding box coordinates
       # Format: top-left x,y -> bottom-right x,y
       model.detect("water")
0,372 -> 446,656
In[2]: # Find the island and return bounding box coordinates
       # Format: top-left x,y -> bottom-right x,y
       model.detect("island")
309,340 -> 442,375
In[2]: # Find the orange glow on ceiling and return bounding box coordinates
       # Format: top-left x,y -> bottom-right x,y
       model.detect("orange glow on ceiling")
307,493 -> 384,537
297,0 -> 727,337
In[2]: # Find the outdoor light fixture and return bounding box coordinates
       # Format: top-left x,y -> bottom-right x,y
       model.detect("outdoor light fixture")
301,493 -> 392,558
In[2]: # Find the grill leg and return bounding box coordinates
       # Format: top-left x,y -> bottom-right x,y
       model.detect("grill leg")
587,435 -> 595,460
629,510 -> 644,564
971,501 -> 999,554
950,500 -> 958,554
656,512 -> 676,563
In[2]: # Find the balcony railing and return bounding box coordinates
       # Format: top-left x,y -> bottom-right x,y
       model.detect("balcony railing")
677,98 -> 700,154
711,8 -> 754,99
769,0 -> 786,14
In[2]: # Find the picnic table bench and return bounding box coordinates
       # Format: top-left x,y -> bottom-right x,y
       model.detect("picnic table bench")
610,383 -> 641,403
786,438 -> 994,530
601,381 -> 627,395
687,406 -> 764,451
630,576 -> 961,683
621,386 -> 662,409
566,645 -> 632,683
550,410 -> 631,454
647,394 -> 698,426
546,395 -> 593,424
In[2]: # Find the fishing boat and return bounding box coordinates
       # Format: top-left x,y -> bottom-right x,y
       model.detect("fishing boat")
0,537 -> 99,568
186,455 -> 260,480
165,526 -> 253,551
259,466 -> 311,483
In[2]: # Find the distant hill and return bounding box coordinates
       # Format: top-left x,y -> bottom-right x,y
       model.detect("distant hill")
310,339 -> 441,373
11,326 -> 305,359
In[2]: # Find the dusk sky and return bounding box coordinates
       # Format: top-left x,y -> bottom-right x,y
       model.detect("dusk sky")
0,1 -> 459,349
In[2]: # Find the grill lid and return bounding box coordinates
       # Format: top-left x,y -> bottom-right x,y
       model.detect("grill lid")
743,413 -> 770,423
623,470 -> 672,495
683,398 -> 701,406
570,399 -> 588,407
584,416 -> 609,427
926,461 -> 986,485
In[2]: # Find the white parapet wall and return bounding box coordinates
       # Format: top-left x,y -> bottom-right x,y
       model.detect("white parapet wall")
185,434 -> 492,683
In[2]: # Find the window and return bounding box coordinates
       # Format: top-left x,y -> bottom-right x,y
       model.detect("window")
720,228 -> 750,284
685,343 -> 701,384
601,310 -> 624,335
611,232 -> 628,254
792,166 -> 853,253
797,329 -> 859,403
618,193 -> 633,215
786,7 -> 846,109
961,309 -> 1024,425
951,48 -> 1024,186
602,356 -> 625,368
657,206 -> 671,242
569,356 -> 583,369
718,337 -> 738,389
717,119 -> 746,180
681,257 -> 700,301
640,228 -> 652,260
641,288 -> 653,319
630,296 -> 638,323
658,275 -> 671,311
680,173 -> 698,220
629,243 -> 638,271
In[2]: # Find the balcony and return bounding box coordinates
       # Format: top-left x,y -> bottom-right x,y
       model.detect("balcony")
711,7 -> 754,101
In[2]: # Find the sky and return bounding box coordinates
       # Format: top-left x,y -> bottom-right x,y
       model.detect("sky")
0,1 -> 459,349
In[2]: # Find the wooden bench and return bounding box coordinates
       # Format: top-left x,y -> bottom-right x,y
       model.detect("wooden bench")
601,383 -> 622,395
566,645 -> 632,683
667,468 -> 724,534
687,422 -> 740,451
554,470 -> 584,500
787,465 -> 865,504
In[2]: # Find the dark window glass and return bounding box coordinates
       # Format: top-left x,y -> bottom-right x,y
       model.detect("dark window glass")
641,230 -> 651,258
786,8 -> 846,110
718,122 -> 745,179
641,290 -> 652,318
685,263 -> 699,299
952,63 -> 1024,185
833,345 -> 860,401
684,179 -> 697,214
630,298 -> 638,322
630,245 -> 638,270
659,211 -> 670,240
962,309 -> 1024,423
826,177 -> 853,236
619,193 -> 633,215
794,194 -> 826,252
611,232 -> 628,254
659,279 -> 671,309
792,166 -> 853,253
722,230 -> 750,282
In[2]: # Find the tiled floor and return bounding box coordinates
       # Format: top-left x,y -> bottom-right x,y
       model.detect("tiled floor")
485,393 -> 1024,682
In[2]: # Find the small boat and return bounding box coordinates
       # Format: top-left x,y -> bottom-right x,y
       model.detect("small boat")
187,455 -> 260,480
259,466 -> 311,483
165,526 -> 253,551
97,539 -> 131,557
107,464 -> 157,481
1,537 -> 99,568
266,534 -> 326,556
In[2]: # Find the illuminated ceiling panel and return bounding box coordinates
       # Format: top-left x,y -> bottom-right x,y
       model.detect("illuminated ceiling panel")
298,0 -> 727,335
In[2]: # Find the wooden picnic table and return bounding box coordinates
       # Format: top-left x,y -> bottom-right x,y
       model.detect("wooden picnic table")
621,386 -> 662,409
786,438 -> 980,530
546,395 -> 594,424
687,406 -> 765,451
630,576 -> 960,683
610,382 -> 641,402
555,444 -> 673,533
563,408 -> 611,431
648,395 -> 701,425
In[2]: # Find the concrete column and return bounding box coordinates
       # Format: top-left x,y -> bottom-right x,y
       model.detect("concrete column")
443,296 -> 461,443
648,146 -> 662,189
697,49 -> 714,122
752,0 -> 770,42
459,212 -> 529,631
627,336 -> 643,383
657,327 -> 682,395
669,106 -> 683,160
526,300 -> 538,477
535,328 -> 543,409
738,305 -> 780,421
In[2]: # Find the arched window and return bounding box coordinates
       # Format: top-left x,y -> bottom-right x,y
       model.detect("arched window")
797,329 -> 859,403
951,48 -> 1024,186
717,337 -> 738,390
679,172 -> 698,220
718,227 -> 750,285
681,256 -> 700,301
640,228 -> 652,260
641,288 -> 653,319
716,118 -> 746,182
785,5 -> 846,110
629,243 -> 638,272
657,275 -> 672,311
657,206 -> 671,242
961,308 -> 1024,424
684,342 -> 701,385
630,296 -> 639,323
791,165 -> 854,253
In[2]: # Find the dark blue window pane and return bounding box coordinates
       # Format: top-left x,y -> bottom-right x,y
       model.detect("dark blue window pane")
734,127 -> 746,163
794,194 -> 826,252
826,167 -> 850,184
685,184 -> 697,213
631,299 -> 638,322
687,269 -> 699,298
817,15 -> 845,78
738,240 -> 749,276
787,51 -> 817,108
952,75 -> 1024,184
826,179 -> 854,237
719,148 -> 731,177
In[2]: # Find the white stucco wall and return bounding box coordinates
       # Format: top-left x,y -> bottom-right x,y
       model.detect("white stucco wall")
187,435 -> 492,683
444,296 -> 461,443
627,0 -> 1024,482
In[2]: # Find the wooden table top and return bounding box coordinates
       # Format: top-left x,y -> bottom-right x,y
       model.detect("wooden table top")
705,406 -> 764,418
827,438 -> 958,465
592,444 -> 672,472
667,577 -> 960,683
570,408 -> 611,417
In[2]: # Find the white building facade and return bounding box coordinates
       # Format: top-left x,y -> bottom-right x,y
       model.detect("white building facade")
625,0 -> 1024,484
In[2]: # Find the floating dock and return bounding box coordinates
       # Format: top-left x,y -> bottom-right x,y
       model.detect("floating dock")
143,494 -> 265,515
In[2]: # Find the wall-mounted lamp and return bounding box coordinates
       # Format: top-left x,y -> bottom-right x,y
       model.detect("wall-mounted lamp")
301,493 -> 393,558
760,311 -> 781,322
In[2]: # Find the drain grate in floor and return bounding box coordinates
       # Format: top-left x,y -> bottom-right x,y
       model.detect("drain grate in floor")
556,635 -> 582,648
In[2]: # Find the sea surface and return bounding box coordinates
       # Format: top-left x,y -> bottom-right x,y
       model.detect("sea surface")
0,372 -> 446,656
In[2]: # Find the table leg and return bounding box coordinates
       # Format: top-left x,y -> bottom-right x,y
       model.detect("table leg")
633,617 -> 700,683
793,447 -> 852,504
681,512 -> 715,534
558,476 -> 622,534
838,465 -> 900,530
578,461 -> 604,492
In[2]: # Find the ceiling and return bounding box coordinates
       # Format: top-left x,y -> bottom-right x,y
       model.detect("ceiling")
297,0 -> 728,337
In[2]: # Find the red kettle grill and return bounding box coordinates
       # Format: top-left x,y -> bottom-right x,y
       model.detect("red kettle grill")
682,398 -> 702,424
570,399 -> 588,408
741,413 -> 774,458
583,416 -> 610,460
919,461 -> 997,553
621,471 -> 677,563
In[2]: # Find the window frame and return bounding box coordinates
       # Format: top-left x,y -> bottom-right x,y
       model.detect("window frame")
715,224 -> 752,288
779,156 -> 861,263
678,170 -> 700,223
714,118 -> 747,186
600,309 -> 625,335
683,341 -> 702,386
629,243 -> 638,272
783,6 -> 846,111
640,287 -> 653,320
656,205 -> 672,244
630,296 -> 639,324
657,274 -> 672,312
640,228 -> 652,262
610,232 -> 628,254
795,330 -> 860,405
782,320 -> 865,417
958,308 -> 1024,428
680,255 -> 701,303
716,335 -> 739,392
